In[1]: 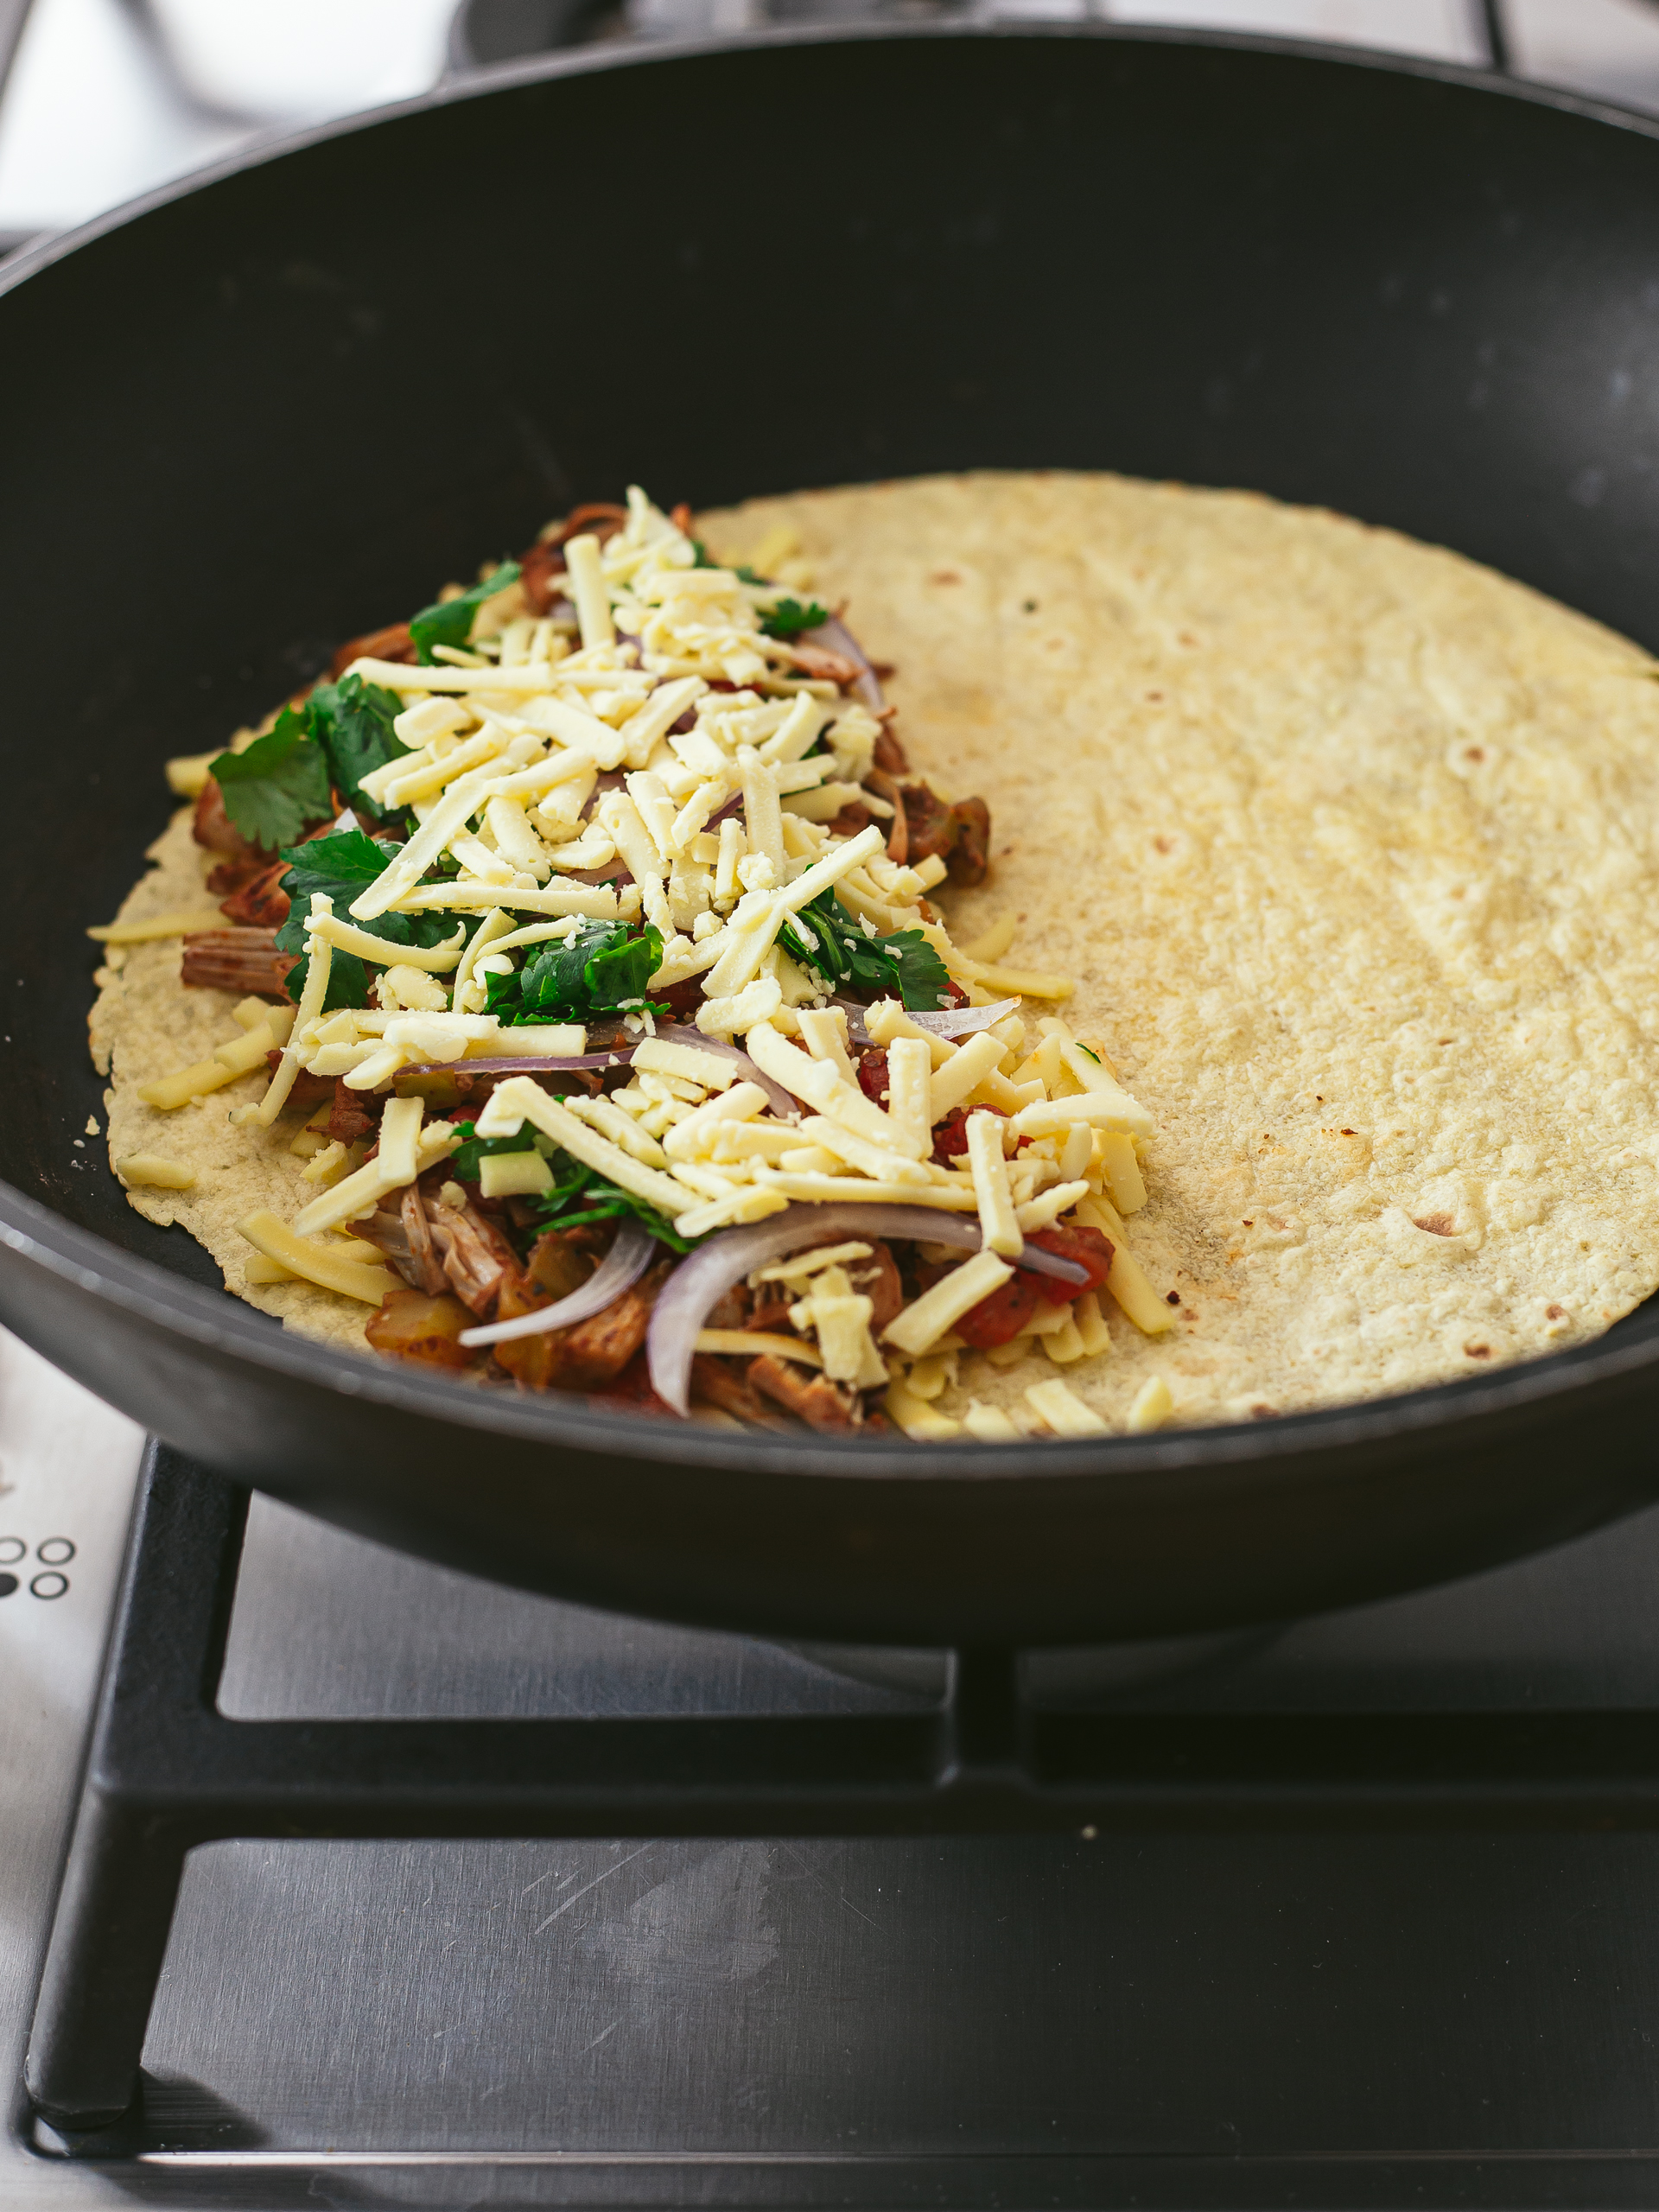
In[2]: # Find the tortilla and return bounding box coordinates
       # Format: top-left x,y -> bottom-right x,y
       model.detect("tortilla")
90,469 -> 1659,1428
702,471 -> 1659,1426
89,804 -> 376,1353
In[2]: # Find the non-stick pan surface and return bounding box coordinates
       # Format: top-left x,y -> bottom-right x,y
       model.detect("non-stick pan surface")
3,26 -> 1658,1646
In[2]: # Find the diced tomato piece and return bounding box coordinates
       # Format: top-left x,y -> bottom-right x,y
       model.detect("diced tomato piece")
856,1048 -> 889,1104
931,1103 -> 1007,1166
1025,1225 -> 1114,1303
954,1271 -> 1042,1348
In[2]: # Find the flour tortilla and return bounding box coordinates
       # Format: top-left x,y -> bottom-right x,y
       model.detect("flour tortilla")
706,472 -> 1659,1427
89,803 -> 375,1354
92,470 -> 1659,1427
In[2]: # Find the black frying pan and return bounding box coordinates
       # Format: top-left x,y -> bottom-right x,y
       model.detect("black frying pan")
2,26 -> 1657,1648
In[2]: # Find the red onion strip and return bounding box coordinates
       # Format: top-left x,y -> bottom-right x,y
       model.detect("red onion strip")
803,615 -> 885,715
835,995 -> 1021,1046
397,1051 -> 634,1077
645,1203 -> 1088,1415
647,1023 -> 798,1119
460,1221 -> 654,1349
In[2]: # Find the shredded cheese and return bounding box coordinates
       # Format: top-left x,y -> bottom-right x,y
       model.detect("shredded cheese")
126,484 -> 1174,1440
236,1211 -> 397,1303
476,1078 -> 697,1215
696,1328 -> 823,1366
966,1110 -> 1022,1257
1127,1376 -> 1173,1432
1025,1378 -> 1108,1438
117,1153 -> 196,1189
885,1247 -> 1015,1357
89,909 -> 228,944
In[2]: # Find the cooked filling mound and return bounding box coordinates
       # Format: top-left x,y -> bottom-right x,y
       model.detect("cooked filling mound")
91,488 -> 1172,1440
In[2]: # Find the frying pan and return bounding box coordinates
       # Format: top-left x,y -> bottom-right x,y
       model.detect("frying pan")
2,25 -> 1658,1648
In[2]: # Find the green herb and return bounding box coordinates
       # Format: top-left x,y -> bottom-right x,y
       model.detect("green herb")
275,830 -> 473,1007
409,562 -> 521,665
208,709 -> 332,850
277,827 -> 393,901
882,929 -> 955,1014
306,673 -> 410,820
760,595 -> 830,639
485,919 -> 665,1026
779,891 -> 953,1011
530,1154 -> 694,1253
450,1122 -> 555,1183
283,942 -> 369,1014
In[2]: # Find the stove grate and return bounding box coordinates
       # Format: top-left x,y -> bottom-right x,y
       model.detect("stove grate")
26,1440 -> 1659,2139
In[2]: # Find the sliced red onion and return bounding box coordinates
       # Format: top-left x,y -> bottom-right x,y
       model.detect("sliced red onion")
648,1023 -> 798,1119
559,858 -> 633,885
397,1051 -> 634,1077
835,995 -> 1021,1046
460,1220 -> 654,1349
803,615 -> 885,714
645,1203 -> 1088,1415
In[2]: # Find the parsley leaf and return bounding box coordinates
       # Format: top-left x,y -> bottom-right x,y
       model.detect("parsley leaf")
307,673 -> 410,820
761,596 -> 830,639
779,891 -> 953,1011
409,562 -> 521,665
209,709 -> 333,850
530,1154 -> 694,1253
275,830 -> 471,1007
485,919 -> 664,1026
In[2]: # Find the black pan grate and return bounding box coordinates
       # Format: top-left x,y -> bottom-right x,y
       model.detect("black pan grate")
25,1440 -> 1659,2142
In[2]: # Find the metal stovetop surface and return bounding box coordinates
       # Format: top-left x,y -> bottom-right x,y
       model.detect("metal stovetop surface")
15,1332 -> 1659,2205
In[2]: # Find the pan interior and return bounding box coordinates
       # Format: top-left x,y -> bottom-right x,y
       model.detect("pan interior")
6,27 -> 1659,1433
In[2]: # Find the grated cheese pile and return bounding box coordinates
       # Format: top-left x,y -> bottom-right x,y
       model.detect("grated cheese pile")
90,486 -> 1181,1440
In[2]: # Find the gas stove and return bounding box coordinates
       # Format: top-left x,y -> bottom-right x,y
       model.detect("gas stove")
10,1327 -> 1659,2207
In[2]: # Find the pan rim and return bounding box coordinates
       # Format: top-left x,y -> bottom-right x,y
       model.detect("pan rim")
7,20 -> 1659,1484
6,18 -> 1659,308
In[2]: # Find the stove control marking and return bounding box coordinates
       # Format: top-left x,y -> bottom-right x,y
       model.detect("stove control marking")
0,1536 -> 76,1596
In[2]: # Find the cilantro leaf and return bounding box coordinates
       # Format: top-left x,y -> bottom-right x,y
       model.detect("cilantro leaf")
409,562 -> 521,665
530,1154 -> 694,1252
881,929 -> 954,1013
283,943 -> 370,1014
779,891 -> 953,1011
307,674 -> 410,820
209,709 -> 333,850
275,830 -> 471,1007
279,827 -> 394,899
486,920 -> 664,1026
761,596 -> 830,639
